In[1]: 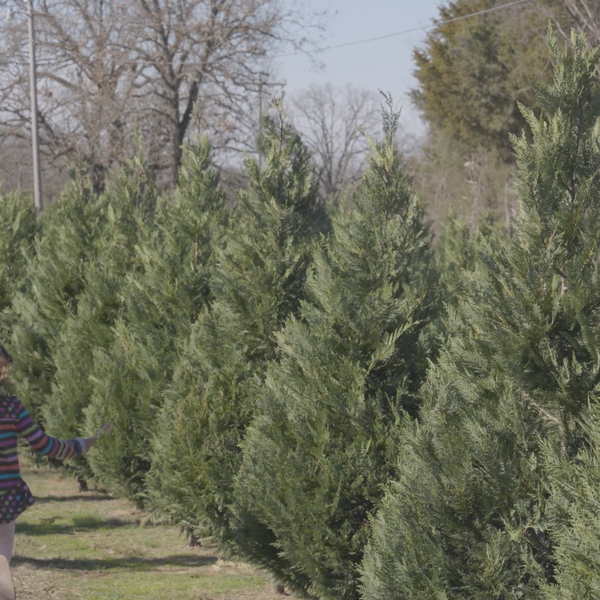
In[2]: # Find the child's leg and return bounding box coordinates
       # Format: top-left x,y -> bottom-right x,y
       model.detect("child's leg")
0,522 -> 15,600
0,522 -> 15,565
0,556 -> 14,600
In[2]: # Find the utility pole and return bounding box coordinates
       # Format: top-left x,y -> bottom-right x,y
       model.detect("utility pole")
258,72 -> 265,168
26,0 -> 43,212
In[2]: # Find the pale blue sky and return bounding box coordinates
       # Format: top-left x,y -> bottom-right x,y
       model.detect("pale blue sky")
276,0 -> 443,135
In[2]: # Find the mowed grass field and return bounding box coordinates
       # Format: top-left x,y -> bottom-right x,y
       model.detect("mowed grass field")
11,458 -> 282,600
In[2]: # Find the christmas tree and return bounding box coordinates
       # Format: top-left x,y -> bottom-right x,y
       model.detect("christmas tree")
542,404 -> 600,599
361,32 -> 600,600
233,98 -> 437,599
8,177 -> 104,415
42,155 -> 157,484
148,110 -> 328,546
83,141 -> 227,502
0,192 -> 38,337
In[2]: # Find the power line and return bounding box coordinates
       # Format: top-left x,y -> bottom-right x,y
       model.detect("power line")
272,0 -> 532,59
25,0 -> 43,212
10,0 -> 532,68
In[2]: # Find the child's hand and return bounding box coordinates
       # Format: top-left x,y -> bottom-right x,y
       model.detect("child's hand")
81,424 -> 114,454
93,423 -> 113,440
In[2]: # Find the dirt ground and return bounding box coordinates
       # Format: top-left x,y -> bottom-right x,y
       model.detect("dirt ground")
10,460 -> 285,600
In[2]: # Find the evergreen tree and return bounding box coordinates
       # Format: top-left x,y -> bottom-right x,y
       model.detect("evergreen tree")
41,156 -> 157,482
542,405 -> 600,600
0,192 -> 38,336
413,0 -> 567,157
434,213 -> 504,322
435,213 -> 475,310
233,99 -> 437,599
7,178 -> 104,414
147,111 -> 328,544
362,32 -> 600,600
82,141 -> 227,502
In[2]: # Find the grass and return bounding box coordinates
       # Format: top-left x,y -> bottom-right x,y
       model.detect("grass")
11,458 -> 282,600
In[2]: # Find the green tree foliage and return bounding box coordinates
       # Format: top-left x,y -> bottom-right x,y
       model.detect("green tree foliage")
7,179 -> 104,414
233,100 -> 437,599
147,111 -> 328,545
0,192 -> 38,334
83,142 -> 227,503
409,1 -> 577,230
361,33 -> 600,600
434,212 -> 505,317
542,406 -> 600,599
434,213 -> 474,307
41,157 -> 157,482
412,0 -> 558,157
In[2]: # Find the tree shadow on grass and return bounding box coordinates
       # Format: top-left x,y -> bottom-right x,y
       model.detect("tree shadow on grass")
12,553 -> 218,572
34,494 -> 114,504
17,516 -> 131,536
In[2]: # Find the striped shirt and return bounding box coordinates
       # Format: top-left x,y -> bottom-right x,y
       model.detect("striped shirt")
0,394 -> 85,522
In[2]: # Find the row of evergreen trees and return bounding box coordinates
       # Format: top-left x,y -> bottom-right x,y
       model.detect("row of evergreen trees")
3,34 -> 600,599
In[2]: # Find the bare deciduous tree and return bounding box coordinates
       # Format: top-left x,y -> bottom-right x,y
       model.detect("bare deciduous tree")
129,0 -> 323,184
551,0 -> 600,46
289,83 -> 381,200
1,0 -> 141,192
0,0 -> 325,196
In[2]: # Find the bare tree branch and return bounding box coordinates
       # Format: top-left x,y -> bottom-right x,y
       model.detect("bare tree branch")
289,83 -> 381,200
0,0 -> 326,194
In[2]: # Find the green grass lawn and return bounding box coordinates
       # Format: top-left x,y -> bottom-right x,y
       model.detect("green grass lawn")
11,459 -> 282,600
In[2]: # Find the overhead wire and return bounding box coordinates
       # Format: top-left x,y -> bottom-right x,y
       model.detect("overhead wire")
6,0 -> 532,67
272,0 -> 532,59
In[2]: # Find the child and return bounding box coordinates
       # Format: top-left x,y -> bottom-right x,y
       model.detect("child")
0,343 -> 112,599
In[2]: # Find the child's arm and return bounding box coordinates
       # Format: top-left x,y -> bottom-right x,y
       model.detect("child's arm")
15,399 -> 111,459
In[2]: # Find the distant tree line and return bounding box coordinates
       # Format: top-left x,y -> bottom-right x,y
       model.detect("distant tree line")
0,0 -> 328,192
13,0 -> 600,225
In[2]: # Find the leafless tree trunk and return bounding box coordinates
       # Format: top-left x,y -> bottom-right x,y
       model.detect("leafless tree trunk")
129,0 -> 323,185
1,0 -> 141,193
